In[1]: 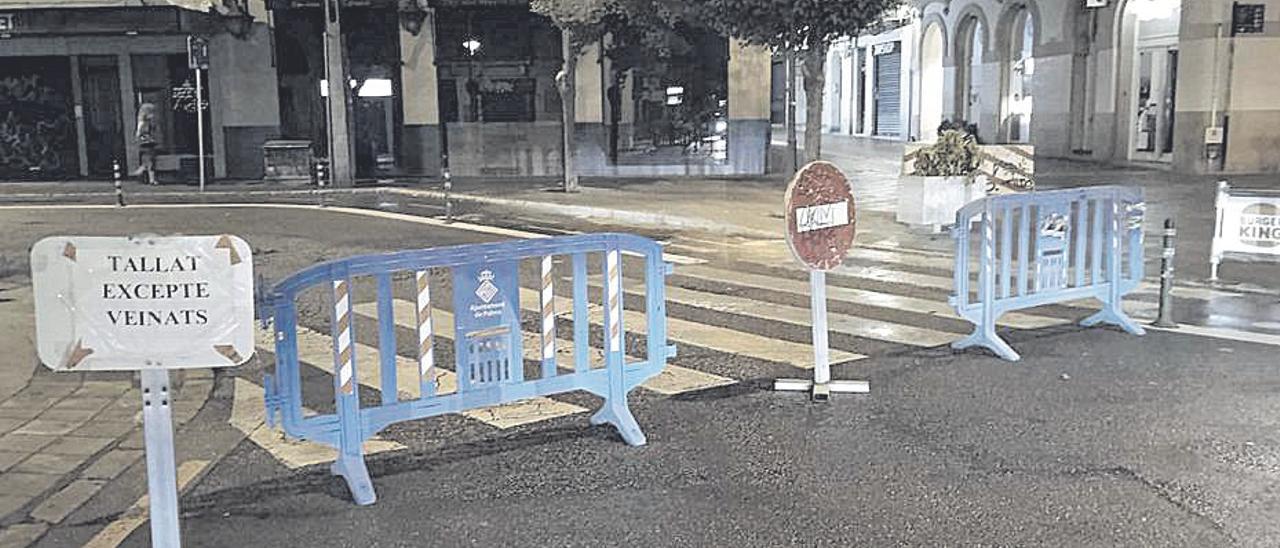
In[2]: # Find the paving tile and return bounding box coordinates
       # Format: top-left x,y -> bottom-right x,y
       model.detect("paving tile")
0,471 -> 59,498
32,408 -> 97,423
11,419 -> 82,436
29,479 -> 104,524
41,436 -> 113,457
118,430 -> 144,450
0,418 -> 25,434
0,451 -> 29,473
12,452 -> 82,476
74,381 -> 131,398
0,522 -> 49,548
71,419 -> 136,439
19,381 -> 79,398
0,406 -> 45,421
80,449 -> 143,481
0,433 -> 58,453
0,495 -> 30,523
49,397 -> 114,412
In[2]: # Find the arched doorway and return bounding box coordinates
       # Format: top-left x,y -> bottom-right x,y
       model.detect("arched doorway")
955,15 -> 986,133
1115,0 -> 1181,163
1001,6 -> 1035,143
920,23 -> 945,141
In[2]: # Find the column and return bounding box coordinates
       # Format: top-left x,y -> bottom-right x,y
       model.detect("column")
728,38 -> 771,175
399,13 -> 441,177
210,5 -> 281,180
573,42 -> 606,174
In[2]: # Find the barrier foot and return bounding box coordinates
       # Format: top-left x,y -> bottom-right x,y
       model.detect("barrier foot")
1080,306 -> 1146,336
590,402 -> 646,447
331,455 -> 377,506
952,329 -> 1020,362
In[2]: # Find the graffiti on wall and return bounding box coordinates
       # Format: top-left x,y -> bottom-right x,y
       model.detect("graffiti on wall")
0,72 -> 77,179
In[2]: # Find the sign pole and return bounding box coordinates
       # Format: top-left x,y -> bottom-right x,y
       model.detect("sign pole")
196,67 -> 205,193
775,161 -> 869,401
140,368 -> 181,547
810,270 -> 831,387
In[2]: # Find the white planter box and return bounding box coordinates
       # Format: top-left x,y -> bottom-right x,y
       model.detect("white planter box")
896,175 -> 987,232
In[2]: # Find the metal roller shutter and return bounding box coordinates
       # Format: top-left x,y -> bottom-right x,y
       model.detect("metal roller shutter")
874,45 -> 902,137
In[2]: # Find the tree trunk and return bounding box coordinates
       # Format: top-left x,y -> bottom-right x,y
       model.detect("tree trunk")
557,31 -> 580,193
784,49 -> 798,174
801,43 -> 828,163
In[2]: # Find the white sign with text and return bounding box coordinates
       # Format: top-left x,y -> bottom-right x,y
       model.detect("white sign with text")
31,235 -> 255,371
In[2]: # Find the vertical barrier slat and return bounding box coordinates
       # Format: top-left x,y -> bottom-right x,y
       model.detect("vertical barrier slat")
604,249 -> 623,367
414,270 -> 435,398
1074,199 -> 1087,288
999,205 -> 1013,298
540,255 -> 556,379
375,273 -> 397,405
953,216 -> 970,309
645,246 -> 664,366
332,279 -> 356,397
979,205 -> 995,331
277,299 -> 304,427
572,253 -> 589,373
1017,204 -> 1030,295
1107,197 -> 1122,306
1091,199 -> 1104,285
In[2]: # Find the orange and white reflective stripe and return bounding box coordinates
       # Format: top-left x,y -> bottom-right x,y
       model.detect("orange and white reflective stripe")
606,250 -> 622,353
540,256 -> 555,362
333,279 -> 355,395
415,271 -> 435,385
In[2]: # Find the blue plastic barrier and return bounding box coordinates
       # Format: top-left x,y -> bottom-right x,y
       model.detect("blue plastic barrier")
950,186 -> 1146,361
259,233 -> 674,505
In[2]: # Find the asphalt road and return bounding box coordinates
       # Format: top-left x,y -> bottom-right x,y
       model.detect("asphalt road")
2,203 -> 1278,547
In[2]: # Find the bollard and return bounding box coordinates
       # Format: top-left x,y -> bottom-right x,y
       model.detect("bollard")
112,159 -> 125,207
1154,218 -> 1177,328
442,164 -> 454,224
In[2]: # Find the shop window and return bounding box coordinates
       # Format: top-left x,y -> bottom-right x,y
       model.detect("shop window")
131,54 -> 211,156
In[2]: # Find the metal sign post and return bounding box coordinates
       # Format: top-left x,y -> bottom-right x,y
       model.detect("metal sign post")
141,368 -> 181,546
774,161 -> 869,401
188,36 -> 210,193
31,235 -> 255,547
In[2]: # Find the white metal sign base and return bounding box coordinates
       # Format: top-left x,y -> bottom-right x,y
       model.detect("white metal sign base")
141,368 -> 181,547
773,270 -> 869,402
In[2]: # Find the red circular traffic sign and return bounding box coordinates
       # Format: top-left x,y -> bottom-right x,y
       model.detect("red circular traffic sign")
784,161 -> 857,271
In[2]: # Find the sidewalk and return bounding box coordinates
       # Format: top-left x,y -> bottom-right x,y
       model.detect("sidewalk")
2,138 -> 1276,287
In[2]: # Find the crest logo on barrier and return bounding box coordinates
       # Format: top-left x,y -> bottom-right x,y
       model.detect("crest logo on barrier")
475,270 -> 499,303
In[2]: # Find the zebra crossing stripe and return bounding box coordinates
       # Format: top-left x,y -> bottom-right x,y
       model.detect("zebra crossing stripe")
415,271 -> 436,397
356,300 -> 737,396
333,279 -> 355,395
230,377 -> 404,469
515,288 -> 864,369
255,326 -> 586,429
676,264 -> 1066,330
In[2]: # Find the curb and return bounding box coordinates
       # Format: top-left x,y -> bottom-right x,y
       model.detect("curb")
0,186 -> 780,239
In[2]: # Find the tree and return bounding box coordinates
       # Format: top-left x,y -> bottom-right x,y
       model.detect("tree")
698,0 -> 902,164
530,0 -> 610,192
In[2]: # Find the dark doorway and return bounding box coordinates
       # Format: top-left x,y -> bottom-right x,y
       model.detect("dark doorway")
79,56 -> 125,177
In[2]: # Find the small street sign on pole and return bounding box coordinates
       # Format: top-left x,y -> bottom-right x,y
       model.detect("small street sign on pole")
31,235 -> 255,547
188,36 -> 209,193
775,161 -> 869,401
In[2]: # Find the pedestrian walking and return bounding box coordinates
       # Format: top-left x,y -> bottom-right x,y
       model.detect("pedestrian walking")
133,102 -> 160,185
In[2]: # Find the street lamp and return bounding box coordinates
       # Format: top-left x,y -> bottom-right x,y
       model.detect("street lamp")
463,37 -> 482,122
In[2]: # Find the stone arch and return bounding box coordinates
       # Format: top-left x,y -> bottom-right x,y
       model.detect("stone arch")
952,5 -> 990,124
996,1 -> 1039,142
919,20 -> 948,140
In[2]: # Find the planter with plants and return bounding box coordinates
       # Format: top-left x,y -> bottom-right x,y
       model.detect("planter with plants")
897,129 -> 989,232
